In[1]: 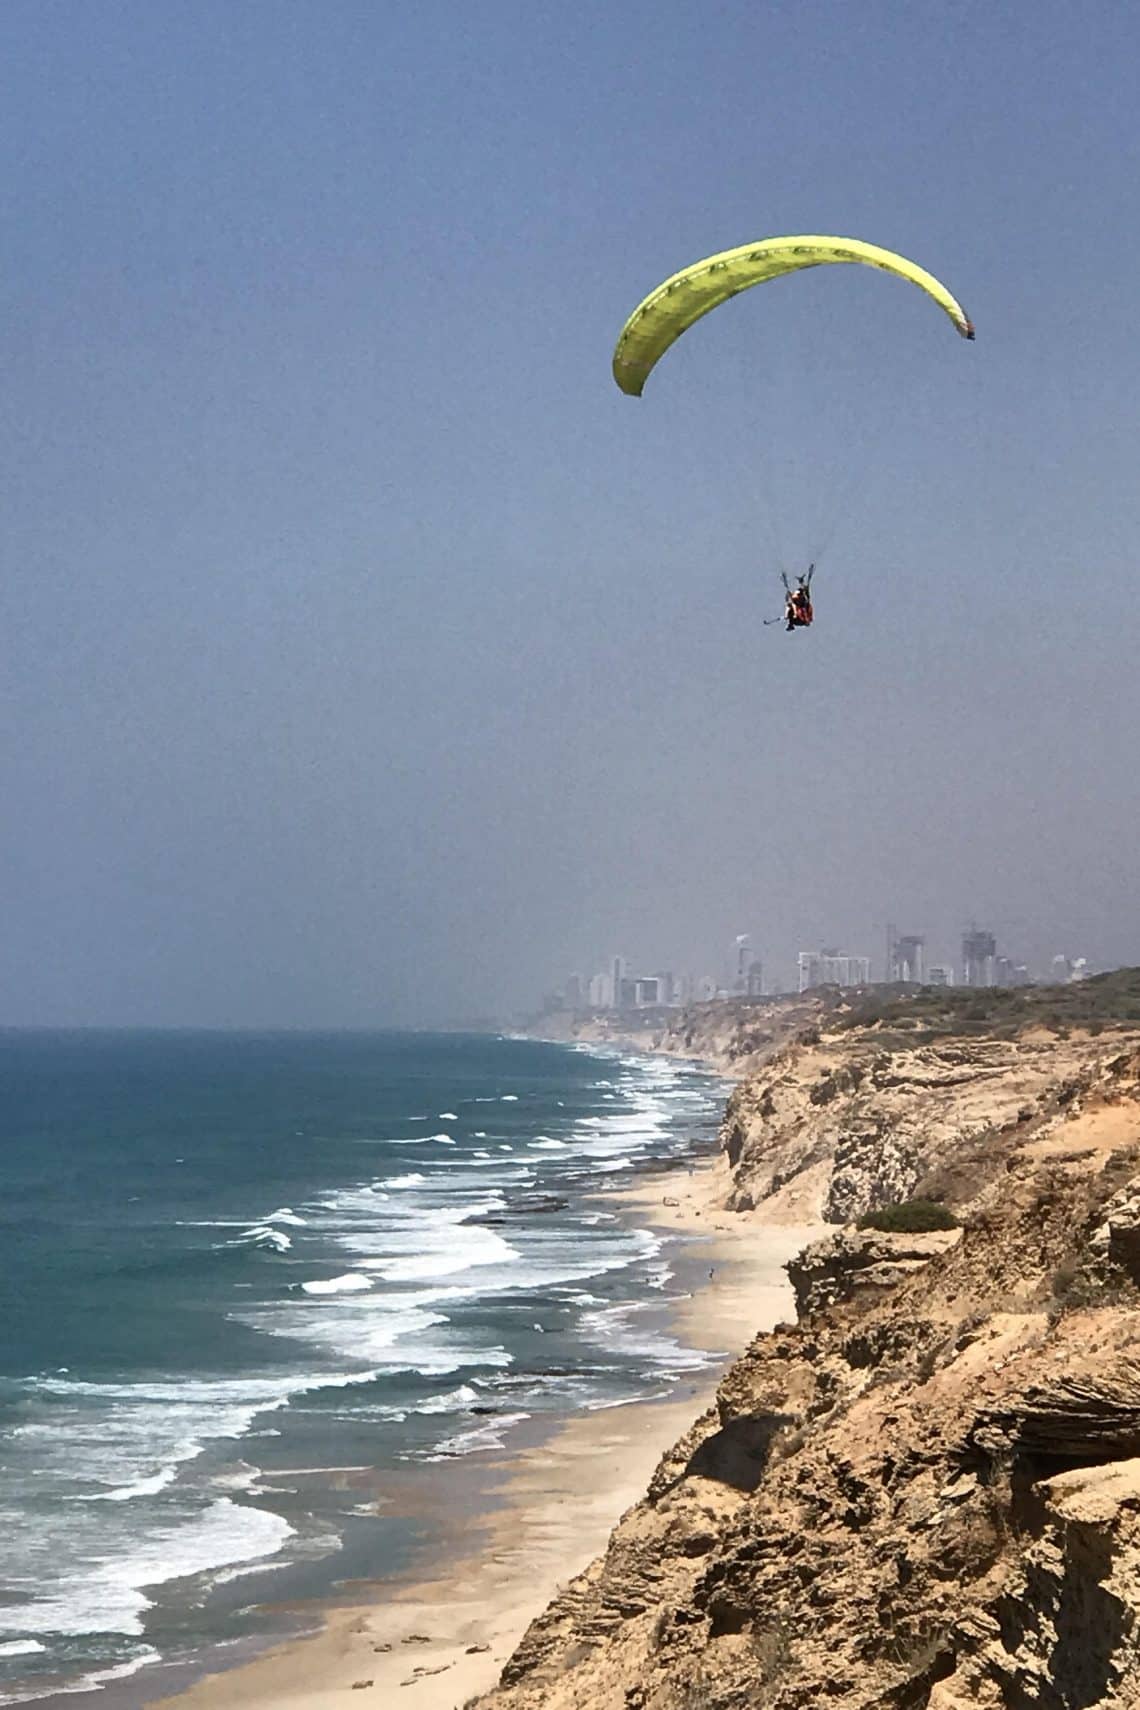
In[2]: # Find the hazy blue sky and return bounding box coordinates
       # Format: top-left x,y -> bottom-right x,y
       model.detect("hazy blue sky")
3,0 -> 1139,1024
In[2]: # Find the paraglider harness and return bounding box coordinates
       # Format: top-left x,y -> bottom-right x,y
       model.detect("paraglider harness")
780,566 -> 814,631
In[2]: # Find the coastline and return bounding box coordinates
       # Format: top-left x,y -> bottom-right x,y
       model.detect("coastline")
147,1145 -> 820,1710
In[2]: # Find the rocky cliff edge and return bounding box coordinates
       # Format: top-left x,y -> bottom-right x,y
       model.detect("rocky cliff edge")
480,973 -> 1140,1709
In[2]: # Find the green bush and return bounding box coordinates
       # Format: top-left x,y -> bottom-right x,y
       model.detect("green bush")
857,1199 -> 960,1234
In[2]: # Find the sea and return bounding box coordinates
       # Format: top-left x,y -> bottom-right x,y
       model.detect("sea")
0,1029 -> 728,1706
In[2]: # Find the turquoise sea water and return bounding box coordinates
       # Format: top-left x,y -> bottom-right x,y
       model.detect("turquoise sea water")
0,1030 -> 726,1704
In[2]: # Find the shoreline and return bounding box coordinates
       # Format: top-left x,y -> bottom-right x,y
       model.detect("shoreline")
147,1141 -> 820,1710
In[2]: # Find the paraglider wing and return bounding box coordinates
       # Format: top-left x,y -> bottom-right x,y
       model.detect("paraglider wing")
612,235 -> 974,397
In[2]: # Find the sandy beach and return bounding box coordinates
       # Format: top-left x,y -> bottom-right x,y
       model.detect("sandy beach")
149,1148 -> 819,1710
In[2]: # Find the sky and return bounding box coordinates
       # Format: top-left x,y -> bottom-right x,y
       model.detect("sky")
2,0 -> 1139,1025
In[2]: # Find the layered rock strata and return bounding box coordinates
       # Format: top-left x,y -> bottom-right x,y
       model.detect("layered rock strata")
481,988 -> 1140,1710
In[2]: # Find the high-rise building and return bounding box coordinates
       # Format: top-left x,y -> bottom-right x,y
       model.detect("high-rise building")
1051,954 -> 1090,985
962,928 -> 997,988
926,965 -> 954,987
588,971 -> 613,1009
733,935 -> 751,995
798,949 -> 871,992
611,956 -> 627,1004
890,934 -> 925,984
563,973 -> 583,1010
634,977 -> 660,1007
746,959 -> 765,997
696,975 -> 717,1002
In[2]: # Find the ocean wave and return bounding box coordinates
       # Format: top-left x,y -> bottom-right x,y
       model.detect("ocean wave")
416,1411 -> 531,1461
16,1367 -> 389,1522
77,1465 -> 180,1503
584,1387 -> 672,1411
226,1224 -> 292,1253
74,1645 -> 164,1692
412,1383 -> 481,1414
576,1302 -> 717,1373
0,1500 -> 292,1640
363,1219 -> 519,1283
300,1273 -> 373,1296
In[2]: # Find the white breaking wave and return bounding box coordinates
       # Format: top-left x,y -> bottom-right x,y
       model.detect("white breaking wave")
419,1411 -> 531,1461
227,1224 -> 292,1253
74,1645 -> 164,1692
413,1383 -> 481,1414
0,1500 -> 292,1639
17,1367 -> 387,1526
361,1214 -> 518,1284
78,1464 -> 180,1503
577,1302 -> 718,1373
300,1273 -> 373,1296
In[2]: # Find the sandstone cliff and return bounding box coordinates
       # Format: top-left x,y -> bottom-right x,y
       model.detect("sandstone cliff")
480,973 -> 1140,1709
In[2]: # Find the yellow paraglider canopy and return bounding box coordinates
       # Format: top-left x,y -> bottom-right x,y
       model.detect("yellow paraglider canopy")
612,234 -> 974,397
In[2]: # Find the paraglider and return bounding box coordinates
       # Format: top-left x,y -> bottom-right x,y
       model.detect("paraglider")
762,568 -> 815,632
612,234 -> 974,397
611,235 -> 973,640
783,568 -> 814,632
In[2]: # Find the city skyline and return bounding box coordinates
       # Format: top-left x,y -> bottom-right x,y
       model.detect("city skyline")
548,920 -> 1093,1014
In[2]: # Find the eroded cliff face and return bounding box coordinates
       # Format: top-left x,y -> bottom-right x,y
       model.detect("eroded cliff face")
477,995 -> 1140,1710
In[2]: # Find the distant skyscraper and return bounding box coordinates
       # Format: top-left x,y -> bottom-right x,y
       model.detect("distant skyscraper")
891,934 -> 925,984
798,949 -> 871,992
746,959 -> 764,998
733,935 -> 751,995
563,973 -> 583,1009
926,965 -> 954,987
1051,954 -> 1089,985
588,971 -> 613,1009
634,977 -> 660,1007
611,956 -> 627,1003
962,928 -> 997,988
696,975 -> 717,1002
